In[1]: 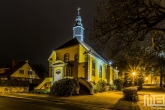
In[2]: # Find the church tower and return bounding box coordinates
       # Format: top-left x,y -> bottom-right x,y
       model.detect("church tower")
73,7 -> 84,41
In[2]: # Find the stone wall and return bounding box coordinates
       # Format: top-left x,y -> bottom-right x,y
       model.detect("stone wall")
0,86 -> 29,93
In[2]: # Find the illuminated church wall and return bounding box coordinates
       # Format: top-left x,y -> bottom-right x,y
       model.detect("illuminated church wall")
88,55 -> 107,83
79,45 -> 87,63
55,45 -> 79,61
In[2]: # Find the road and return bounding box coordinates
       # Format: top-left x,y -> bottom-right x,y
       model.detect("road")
0,96 -> 108,110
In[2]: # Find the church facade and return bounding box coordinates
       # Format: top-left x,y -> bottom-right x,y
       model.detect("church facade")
46,8 -> 118,94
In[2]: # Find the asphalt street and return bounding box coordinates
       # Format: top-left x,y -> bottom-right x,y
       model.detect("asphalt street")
0,96 -> 108,110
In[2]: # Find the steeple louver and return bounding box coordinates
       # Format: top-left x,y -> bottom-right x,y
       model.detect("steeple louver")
73,7 -> 84,41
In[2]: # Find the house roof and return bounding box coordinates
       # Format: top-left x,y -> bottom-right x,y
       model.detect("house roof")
0,61 -> 26,77
0,61 -> 41,78
55,37 -> 108,64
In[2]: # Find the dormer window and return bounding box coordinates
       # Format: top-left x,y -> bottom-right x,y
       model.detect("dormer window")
64,53 -> 69,62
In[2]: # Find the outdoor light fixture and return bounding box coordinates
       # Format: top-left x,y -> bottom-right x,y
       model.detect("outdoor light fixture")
132,72 -> 136,87
132,72 -> 136,76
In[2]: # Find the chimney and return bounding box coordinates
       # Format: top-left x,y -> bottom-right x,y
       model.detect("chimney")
12,60 -> 18,68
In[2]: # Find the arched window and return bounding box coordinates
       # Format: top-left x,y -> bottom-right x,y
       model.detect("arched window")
99,65 -> 102,78
74,53 -> 79,62
64,53 -> 69,62
92,60 -> 95,76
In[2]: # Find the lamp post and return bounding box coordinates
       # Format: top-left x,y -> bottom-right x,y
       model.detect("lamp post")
145,77 -> 148,84
132,72 -> 136,87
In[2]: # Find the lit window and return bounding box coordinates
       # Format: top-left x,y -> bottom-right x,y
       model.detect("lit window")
19,70 -> 24,74
66,68 -> 72,77
99,65 -> 102,78
74,53 -> 79,62
92,60 -> 95,76
105,66 -> 107,79
64,53 -> 69,62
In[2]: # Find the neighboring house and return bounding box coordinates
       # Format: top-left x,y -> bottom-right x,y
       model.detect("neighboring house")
0,60 -> 41,83
144,74 -> 162,85
36,8 -> 119,94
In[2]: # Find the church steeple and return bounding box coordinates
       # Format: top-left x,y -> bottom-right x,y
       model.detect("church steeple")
73,7 -> 84,41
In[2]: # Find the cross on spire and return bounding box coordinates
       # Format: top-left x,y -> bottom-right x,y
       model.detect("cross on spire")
77,7 -> 81,12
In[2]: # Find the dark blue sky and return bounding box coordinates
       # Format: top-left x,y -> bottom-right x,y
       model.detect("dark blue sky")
0,0 -> 99,66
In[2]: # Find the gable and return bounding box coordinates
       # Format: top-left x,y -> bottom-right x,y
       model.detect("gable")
55,45 -> 79,62
11,63 -> 40,79
52,37 -> 108,64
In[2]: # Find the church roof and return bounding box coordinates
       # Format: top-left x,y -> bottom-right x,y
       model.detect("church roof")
55,37 -> 108,64
55,37 -> 79,50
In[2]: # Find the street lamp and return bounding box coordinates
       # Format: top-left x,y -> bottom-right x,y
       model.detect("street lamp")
145,77 -> 148,84
132,72 -> 136,87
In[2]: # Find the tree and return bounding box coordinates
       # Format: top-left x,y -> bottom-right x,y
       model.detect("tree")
90,0 -> 165,59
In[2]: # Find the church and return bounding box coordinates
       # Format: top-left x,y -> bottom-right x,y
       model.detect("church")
35,8 -> 118,94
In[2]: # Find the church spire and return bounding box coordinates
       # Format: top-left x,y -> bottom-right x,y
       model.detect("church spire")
73,7 -> 84,41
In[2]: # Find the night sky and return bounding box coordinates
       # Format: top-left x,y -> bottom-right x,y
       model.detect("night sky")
0,0 -> 99,67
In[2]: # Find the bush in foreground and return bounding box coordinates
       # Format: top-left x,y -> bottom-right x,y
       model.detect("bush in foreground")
123,88 -> 139,102
50,78 -> 79,96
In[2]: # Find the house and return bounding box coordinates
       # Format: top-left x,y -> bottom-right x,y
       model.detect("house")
35,8 -> 118,94
144,74 -> 161,85
0,60 -> 41,83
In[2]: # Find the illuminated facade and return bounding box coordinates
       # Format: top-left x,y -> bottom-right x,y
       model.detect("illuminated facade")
37,8 -> 118,94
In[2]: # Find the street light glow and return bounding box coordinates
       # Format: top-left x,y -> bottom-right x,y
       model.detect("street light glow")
132,72 -> 136,76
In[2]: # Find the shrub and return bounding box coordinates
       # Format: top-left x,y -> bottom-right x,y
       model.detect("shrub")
111,85 -> 117,91
92,83 -> 98,93
123,88 -> 139,102
137,85 -> 142,91
92,80 -> 107,93
50,78 -> 79,96
113,79 -> 123,90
